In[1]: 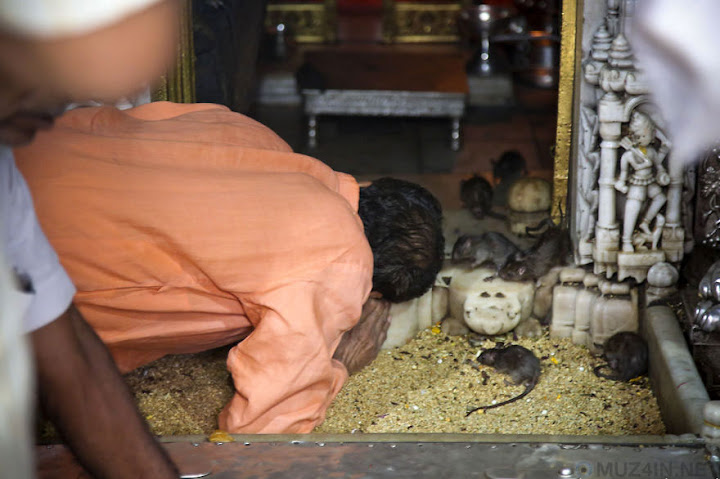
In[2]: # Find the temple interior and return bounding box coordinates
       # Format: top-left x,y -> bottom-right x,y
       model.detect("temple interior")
35,1 -> 720,477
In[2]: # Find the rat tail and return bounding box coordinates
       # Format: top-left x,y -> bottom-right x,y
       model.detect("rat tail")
525,202 -> 568,237
593,364 -> 643,382
465,385 -> 534,416
593,364 -> 622,381
525,217 -> 554,237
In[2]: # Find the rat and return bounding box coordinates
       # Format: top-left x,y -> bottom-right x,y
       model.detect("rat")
492,150 -> 527,184
466,344 -> 541,415
593,331 -> 648,382
451,232 -> 521,271
498,218 -> 571,282
460,175 -> 506,220
492,150 -> 527,207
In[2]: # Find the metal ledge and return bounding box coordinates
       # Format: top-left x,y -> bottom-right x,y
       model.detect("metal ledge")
39,436 -> 715,478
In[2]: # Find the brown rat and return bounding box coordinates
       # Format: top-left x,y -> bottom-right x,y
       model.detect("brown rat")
498,219 -> 571,282
460,175 -> 506,220
594,331 -> 648,382
466,344 -> 541,415
451,232 -> 521,270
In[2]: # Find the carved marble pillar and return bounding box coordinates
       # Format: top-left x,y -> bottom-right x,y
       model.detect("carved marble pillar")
593,91 -> 623,277
573,0 -> 687,283
663,156 -> 687,262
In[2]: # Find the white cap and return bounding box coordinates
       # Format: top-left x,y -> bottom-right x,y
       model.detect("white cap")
0,0 -> 164,38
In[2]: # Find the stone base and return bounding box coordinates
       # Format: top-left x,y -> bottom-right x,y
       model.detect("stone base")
382,285 -> 439,350
593,225 -> 620,278
467,73 -> 514,107
617,250 -> 666,282
446,267 -> 535,336
577,238 -> 594,265
547,267 -> 638,353
590,288 -> 639,352
662,225 -> 685,263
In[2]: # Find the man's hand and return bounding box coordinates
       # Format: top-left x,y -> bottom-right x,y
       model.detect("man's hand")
32,305 -> 178,479
333,297 -> 391,375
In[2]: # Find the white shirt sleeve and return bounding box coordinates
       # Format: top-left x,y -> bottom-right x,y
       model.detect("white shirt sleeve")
1,147 -> 75,333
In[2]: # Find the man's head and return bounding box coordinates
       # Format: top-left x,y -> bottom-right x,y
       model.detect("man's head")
0,0 -> 179,145
358,178 -> 445,303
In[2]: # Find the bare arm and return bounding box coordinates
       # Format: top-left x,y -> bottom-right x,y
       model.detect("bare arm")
333,296 -> 391,375
31,305 -> 177,479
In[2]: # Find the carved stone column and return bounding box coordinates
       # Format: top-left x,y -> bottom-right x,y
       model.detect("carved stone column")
593,91 -> 623,277
663,156 -> 687,263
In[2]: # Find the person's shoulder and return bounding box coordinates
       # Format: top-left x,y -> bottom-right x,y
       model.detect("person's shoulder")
130,102 -> 293,153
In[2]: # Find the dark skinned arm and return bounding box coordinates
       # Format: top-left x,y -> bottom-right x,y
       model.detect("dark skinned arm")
31,304 -> 178,479
333,296 -> 391,375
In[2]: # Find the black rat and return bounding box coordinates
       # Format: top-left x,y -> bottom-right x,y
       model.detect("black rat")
492,150 -> 527,207
492,150 -> 527,184
593,331 -> 648,382
466,345 -> 541,416
451,232 -> 521,270
498,219 -> 571,282
460,175 -> 506,220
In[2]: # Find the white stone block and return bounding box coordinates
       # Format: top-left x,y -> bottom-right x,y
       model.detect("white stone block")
463,292 -> 523,335
448,268 -> 535,336
431,286 -> 448,324
383,295 -> 420,350
574,288 -> 600,334
559,267 -> 587,284
590,288 -> 639,351
572,330 -> 591,347
550,285 -> 579,338
417,286 -> 434,331
533,284 -> 554,320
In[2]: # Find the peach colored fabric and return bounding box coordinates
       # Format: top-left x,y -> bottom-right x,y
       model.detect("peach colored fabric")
15,102 -> 373,434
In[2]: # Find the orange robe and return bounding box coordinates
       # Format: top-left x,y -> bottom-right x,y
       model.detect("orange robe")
15,102 -> 373,433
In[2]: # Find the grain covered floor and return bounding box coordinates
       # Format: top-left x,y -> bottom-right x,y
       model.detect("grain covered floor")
120,327 -> 664,437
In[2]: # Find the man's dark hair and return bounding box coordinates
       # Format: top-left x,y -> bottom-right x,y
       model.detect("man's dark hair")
358,178 -> 445,303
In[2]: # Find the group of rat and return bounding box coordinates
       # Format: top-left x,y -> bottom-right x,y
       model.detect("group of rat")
454,150 -> 572,282
453,151 -> 649,416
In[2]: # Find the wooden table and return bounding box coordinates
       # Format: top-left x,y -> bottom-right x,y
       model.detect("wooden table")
301,50 -> 468,151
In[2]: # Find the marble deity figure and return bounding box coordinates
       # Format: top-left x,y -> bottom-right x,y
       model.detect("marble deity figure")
614,111 -> 671,252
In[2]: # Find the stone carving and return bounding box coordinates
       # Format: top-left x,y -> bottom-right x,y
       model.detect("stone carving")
573,0 -> 689,283
614,111 -> 671,252
576,106 -> 600,264
696,146 -> 720,248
